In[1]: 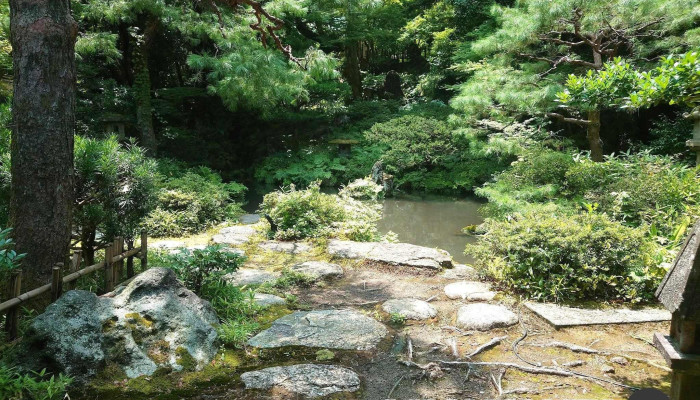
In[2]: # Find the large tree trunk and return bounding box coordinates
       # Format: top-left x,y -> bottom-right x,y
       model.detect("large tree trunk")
9,0 -> 77,285
133,44 -> 156,155
587,110 -> 603,162
343,41 -> 362,100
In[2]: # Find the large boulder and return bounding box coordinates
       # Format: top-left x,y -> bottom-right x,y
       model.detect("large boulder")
248,309 -> 387,351
241,364 -> 360,398
27,268 -> 219,381
327,240 -> 452,270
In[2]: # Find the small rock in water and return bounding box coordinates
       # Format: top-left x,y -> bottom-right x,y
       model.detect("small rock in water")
241,364 -> 360,398
456,303 -> 518,331
258,240 -> 312,254
225,268 -> 280,286
248,293 -> 286,307
248,309 -> 387,350
382,298 -> 437,320
441,264 -> 478,280
212,225 -> 257,245
444,281 -> 496,301
291,261 -> 344,280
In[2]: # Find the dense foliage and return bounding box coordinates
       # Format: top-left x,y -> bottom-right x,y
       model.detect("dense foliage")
260,181 -> 381,241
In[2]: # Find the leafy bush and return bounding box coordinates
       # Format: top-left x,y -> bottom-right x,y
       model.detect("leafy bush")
0,365 -> 72,400
260,182 -> 381,241
643,113 -> 694,159
467,206 -> 664,303
144,163 -> 246,237
163,245 -> 244,294
74,135 -> 159,264
339,177 -> 384,201
0,228 -> 24,315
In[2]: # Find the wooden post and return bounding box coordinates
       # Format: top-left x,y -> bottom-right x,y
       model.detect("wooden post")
104,244 -> 114,293
4,269 -> 21,340
140,230 -> 148,271
68,250 -> 82,290
126,239 -> 135,278
117,236 -> 124,282
51,263 -> 63,301
112,238 -> 121,285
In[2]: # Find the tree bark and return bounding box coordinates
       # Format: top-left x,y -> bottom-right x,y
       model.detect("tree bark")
133,44 -> 157,155
343,41 -> 362,100
9,0 -> 77,285
587,110 -> 603,162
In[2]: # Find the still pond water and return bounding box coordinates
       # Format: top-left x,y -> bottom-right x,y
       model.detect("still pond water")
245,187 -> 484,264
377,196 -> 483,265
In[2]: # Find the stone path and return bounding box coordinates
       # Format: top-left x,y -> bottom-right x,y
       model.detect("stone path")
225,269 -> 279,286
327,240 -> 452,270
525,302 -> 672,327
241,364 -> 360,398
212,225 -> 257,245
444,281 -> 496,301
456,303 -> 519,331
247,309 -> 388,350
258,240 -> 312,254
382,298 -> 436,320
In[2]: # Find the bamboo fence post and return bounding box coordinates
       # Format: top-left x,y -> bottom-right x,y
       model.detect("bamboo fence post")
118,236 -> 124,283
51,263 -> 63,301
112,237 -> 121,285
68,250 -> 82,290
104,243 -> 114,293
126,239 -> 135,278
140,230 -> 148,271
5,269 -> 21,340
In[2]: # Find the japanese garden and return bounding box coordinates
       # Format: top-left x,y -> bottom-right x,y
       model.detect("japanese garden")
0,0 -> 699,399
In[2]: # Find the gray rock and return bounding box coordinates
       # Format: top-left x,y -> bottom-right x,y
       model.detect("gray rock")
225,268 -> 280,286
291,261 -> 344,280
382,298 -> 437,320
239,214 -> 261,224
327,240 -> 452,270
212,225 -> 257,245
151,240 -> 187,250
601,364 -> 616,374
28,268 -> 218,381
248,309 -> 387,350
524,302 -> 671,328
249,293 -> 286,308
258,240 -> 312,254
611,356 -> 628,366
241,364 -> 360,398
444,281 -> 496,301
441,264 -> 478,280
456,303 -> 518,331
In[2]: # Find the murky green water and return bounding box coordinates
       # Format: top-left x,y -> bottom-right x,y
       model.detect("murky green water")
377,196 -> 484,264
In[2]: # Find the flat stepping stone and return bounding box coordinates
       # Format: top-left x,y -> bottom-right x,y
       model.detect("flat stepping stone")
327,240 -> 452,270
239,213 -> 261,224
248,309 -> 387,350
382,298 -> 437,320
456,303 -> 518,331
444,281 -> 496,301
258,240 -> 312,254
241,364 -> 360,398
184,245 -> 245,257
441,264 -> 478,280
249,293 -> 286,307
291,261 -> 343,280
525,302 -> 672,328
212,225 -> 257,245
151,240 -> 187,250
225,269 -> 279,286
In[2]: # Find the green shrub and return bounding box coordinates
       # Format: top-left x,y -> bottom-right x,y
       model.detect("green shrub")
161,245 -> 244,294
467,206 -> 664,303
643,113 -> 694,159
339,177 -> 384,201
260,181 -> 381,241
0,365 -> 72,400
144,164 -> 246,237
74,135 -> 159,264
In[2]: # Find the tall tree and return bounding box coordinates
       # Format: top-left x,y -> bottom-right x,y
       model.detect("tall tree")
9,0 -> 77,284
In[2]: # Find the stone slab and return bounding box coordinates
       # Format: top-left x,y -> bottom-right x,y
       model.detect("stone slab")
241,364 -> 360,398
382,298 -> 437,320
444,281 -> 496,301
525,302 -> 672,328
291,261 -> 344,280
225,269 -> 280,286
258,240 -> 312,254
327,240 -> 452,270
248,309 -> 387,351
212,225 -> 257,245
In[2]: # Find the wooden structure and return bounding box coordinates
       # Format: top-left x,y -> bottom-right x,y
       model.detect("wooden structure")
329,139 -> 359,156
654,220 -> 700,400
1,231 -> 148,340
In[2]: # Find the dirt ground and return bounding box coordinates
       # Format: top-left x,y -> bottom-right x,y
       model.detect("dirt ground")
77,236 -> 672,400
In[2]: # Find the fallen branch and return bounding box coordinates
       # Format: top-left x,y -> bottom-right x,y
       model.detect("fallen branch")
387,374 -> 405,399
441,326 -> 472,336
467,336 -> 507,359
490,369 -> 504,396
525,341 -> 600,354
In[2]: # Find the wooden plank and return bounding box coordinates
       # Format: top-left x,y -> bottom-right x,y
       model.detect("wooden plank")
654,333 -> 700,374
